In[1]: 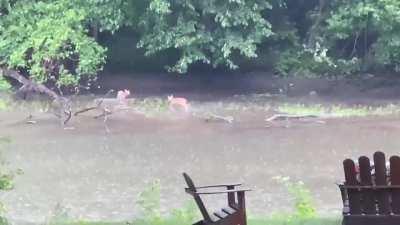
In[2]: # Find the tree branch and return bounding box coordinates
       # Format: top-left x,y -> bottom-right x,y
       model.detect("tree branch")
0,66 -> 72,125
0,66 -> 59,100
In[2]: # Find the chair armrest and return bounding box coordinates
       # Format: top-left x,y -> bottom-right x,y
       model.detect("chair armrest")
335,182 -> 344,188
338,184 -> 400,189
195,183 -> 242,189
194,189 -> 251,195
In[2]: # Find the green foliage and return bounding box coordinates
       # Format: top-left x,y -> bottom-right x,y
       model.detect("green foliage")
0,174 -> 12,191
138,0 -> 274,73
0,76 -> 11,91
0,137 -> 14,192
0,137 -> 13,225
249,217 -> 341,225
37,215 -> 341,225
132,180 -> 198,225
83,0 -> 129,33
0,137 -> 10,144
131,97 -> 169,118
0,99 -> 8,111
24,217 -> 342,225
275,45 -> 361,77
6,176 -> 339,225
0,0 -> 124,88
326,0 -> 400,72
273,176 -> 316,221
47,223 -> 122,225
286,182 -> 316,219
3,0 -> 400,78
277,103 -> 400,117
136,180 -> 162,222
45,203 -> 74,225
0,0 -> 11,14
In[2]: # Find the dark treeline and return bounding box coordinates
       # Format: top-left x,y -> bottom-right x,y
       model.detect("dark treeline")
1,0 -> 400,90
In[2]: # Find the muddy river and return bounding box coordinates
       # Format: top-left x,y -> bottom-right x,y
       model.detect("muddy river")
1,74 -> 400,224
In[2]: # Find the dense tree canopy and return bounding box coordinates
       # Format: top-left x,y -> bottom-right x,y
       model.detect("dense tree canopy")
138,0 -> 273,73
1,0 -> 400,90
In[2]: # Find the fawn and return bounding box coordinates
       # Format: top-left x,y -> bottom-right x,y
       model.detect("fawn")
116,89 -> 130,106
167,95 -> 189,112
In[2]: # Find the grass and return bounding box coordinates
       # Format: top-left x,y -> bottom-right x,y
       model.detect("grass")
26,179 -> 343,225
0,100 -> 8,111
249,217 -> 341,225
41,217 -> 342,225
0,92 -> 53,113
3,90 -> 400,119
47,222 -> 124,225
277,103 -> 400,117
0,92 -> 10,112
129,97 -> 169,117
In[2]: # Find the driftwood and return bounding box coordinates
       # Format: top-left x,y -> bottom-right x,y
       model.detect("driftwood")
265,114 -> 319,122
0,67 -> 72,125
74,105 -> 100,116
74,90 -> 132,122
202,113 -> 234,123
74,97 -> 106,117
74,90 -> 112,118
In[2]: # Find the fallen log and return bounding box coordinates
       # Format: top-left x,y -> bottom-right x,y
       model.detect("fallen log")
202,113 -> 234,123
265,114 -> 319,122
74,89 -> 114,116
0,66 -> 71,125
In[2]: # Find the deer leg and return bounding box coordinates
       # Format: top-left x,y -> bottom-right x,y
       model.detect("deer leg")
63,110 -> 72,125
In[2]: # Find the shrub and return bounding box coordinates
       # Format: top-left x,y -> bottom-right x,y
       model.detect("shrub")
272,176 -> 316,221
131,180 -> 198,225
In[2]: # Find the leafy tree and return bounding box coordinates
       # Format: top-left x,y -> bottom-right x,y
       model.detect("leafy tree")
326,0 -> 400,72
0,0 -> 127,90
138,0 -> 274,73
2,0 -> 400,83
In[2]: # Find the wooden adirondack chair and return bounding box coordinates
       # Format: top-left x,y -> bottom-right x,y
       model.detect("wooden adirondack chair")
339,151 -> 400,225
183,173 -> 250,225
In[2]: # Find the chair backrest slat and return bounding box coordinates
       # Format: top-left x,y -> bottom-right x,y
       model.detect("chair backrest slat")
374,151 -> 390,214
343,158 -> 361,214
340,152 -> 400,225
358,156 -> 376,214
183,173 -> 212,222
391,156 -> 400,213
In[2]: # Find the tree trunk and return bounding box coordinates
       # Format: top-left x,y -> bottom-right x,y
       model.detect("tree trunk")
307,0 -> 326,48
0,67 -> 59,99
0,67 -> 72,124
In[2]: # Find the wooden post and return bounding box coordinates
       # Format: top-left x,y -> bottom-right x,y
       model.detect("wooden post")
227,185 -> 235,206
238,191 -> 246,225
